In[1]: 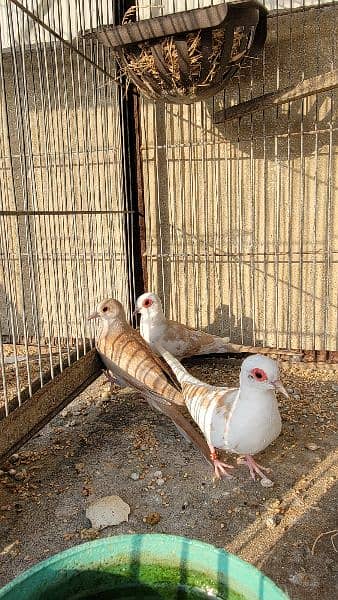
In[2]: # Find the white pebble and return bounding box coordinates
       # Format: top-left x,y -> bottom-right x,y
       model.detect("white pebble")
260,477 -> 274,488
153,470 -> 162,478
130,472 -> 140,481
156,478 -> 165,486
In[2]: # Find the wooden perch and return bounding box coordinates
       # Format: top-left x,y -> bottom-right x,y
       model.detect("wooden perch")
214,69 -> 338,124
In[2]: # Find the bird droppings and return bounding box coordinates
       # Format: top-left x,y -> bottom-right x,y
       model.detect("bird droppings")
265,516 -> 277,529
0,357 -> 336,599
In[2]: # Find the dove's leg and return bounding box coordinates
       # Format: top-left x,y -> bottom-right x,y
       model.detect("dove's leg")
102,369 -> 126,389
209,445 -> 233,479
242,455 -> 270,480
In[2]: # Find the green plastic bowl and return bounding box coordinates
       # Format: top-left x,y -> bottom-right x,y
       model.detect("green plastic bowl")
0,534 -> 289,599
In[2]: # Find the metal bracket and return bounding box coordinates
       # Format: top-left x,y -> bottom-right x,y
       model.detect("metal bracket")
214,69 -> 338,124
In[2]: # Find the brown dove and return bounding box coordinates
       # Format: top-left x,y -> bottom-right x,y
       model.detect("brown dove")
157,345 -> 288,482
88,298 -> 214,469
135,292 -> 295,360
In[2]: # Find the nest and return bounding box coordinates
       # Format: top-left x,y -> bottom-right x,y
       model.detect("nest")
82,2 -> 268,104
121,6 -> 250,101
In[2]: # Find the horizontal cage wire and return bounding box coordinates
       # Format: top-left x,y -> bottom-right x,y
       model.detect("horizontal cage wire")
0,0 -> 135,423
138,0 -> 337,355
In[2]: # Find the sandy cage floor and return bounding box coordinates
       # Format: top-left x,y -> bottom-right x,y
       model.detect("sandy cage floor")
0,356 -> 337,598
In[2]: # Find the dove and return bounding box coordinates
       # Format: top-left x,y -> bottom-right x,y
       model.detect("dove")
88,298 -> 214,469
135,292 -> 297,360
156,345 -> 288,481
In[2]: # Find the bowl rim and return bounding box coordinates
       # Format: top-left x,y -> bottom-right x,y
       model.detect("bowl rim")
0,533 -> 289,599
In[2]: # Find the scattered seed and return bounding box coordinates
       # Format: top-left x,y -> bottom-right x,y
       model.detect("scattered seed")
143,512 -> 161,525
305,443 -> 319,451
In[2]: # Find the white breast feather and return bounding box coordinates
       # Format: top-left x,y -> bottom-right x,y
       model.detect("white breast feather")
224,390 -> 282,455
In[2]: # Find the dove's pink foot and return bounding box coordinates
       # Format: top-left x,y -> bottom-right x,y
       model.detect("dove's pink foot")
102,369 -> 115,383
242,455 -> 270,481
209,445 -> 233,479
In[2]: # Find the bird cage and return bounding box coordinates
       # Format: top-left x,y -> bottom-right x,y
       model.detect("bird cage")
0,0 -> 337,463
0,0 -> 144,461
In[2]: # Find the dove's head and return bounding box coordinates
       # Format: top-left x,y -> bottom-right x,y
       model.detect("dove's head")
240,354 -> 289,397
134,292 -> 164,319
88,298 -> 127,323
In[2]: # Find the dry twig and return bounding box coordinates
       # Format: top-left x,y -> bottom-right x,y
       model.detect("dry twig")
311,529 -> 338,555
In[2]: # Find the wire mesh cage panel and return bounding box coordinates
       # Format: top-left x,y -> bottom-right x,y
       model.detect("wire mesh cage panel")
139,0 -> 337,352
0,0 -> 134,422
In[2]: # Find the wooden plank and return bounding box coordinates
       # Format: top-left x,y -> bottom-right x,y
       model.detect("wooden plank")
214,69 -> 338,123
0,349 -> 102,463
0,344 -> 94,420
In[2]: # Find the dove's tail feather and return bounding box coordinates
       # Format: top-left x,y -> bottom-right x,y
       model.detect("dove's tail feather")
194,336 -> 303,358
106,355 -> 212,466
158,401 -> 212,466
157,345 -> 204,386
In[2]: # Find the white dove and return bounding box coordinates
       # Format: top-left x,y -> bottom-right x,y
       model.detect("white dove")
156,346 -> 288,481
135,292 -> 294,360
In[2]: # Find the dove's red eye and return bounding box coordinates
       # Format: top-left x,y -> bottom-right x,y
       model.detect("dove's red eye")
251,368 -> 267,381
143,298 -> 153,308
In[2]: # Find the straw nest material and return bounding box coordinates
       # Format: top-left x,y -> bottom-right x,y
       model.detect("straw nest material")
121,6 -> 249,101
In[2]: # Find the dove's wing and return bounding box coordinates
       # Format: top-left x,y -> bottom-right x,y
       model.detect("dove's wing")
106,359 -> 212,466
97,326 -> 184,405
160,320 -> 222,359
127,326 -> 181,391
181,383 -> 238,447
164,320 -> 289,359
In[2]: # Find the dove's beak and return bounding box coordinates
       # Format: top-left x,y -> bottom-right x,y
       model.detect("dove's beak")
88,311 -> 99,321
272,380 -> 289,398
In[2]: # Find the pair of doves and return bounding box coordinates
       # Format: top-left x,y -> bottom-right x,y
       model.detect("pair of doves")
88,293 -> 288,482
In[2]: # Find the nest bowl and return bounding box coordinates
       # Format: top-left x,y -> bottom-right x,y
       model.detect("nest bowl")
84,1 -> 268,104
